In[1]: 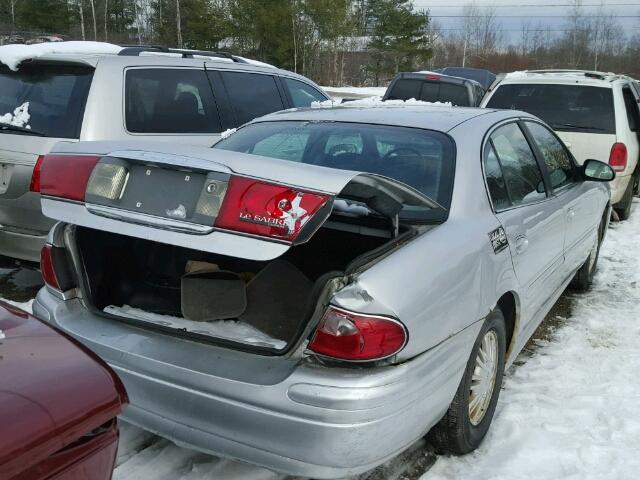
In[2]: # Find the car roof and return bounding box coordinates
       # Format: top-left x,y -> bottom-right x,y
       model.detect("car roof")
249,104 -> 529,133
1,45 -> 317,85
499,69 -> 632,87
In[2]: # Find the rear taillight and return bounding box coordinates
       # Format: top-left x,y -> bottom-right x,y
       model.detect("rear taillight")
609,143 -> 627,172
40,245 -> 61,290
215,176 -> 330,242
308,307 -> 407,361
425,74 -> 440,81
40,155 -> 100,201
29,155 -> 44,192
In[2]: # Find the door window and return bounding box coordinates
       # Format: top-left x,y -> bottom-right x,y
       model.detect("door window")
525,121 -> 576,190
622,85 -> 640,132
491,123 -> 547,206
219,72 -> 284,126
483,142 -> 510,210
283,78 -> 327,107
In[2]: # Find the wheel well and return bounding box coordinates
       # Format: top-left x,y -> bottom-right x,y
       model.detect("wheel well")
497,292 -> 517,362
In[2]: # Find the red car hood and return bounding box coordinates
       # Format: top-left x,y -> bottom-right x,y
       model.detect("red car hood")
0,301 -> 127,479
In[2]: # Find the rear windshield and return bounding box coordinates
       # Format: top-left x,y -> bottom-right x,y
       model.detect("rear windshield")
387,79 -> 471,106
486,84 -> 615,134
0,63 -> 93,138
215,121 -> 456,218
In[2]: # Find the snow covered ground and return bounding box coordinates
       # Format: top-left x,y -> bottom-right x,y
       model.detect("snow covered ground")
1,200 -> 639,479
427,198 -> 640,480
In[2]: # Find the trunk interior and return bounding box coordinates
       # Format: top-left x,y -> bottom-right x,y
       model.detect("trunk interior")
74,220 -> 401,351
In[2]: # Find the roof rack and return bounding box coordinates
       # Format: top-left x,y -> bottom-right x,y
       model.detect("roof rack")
117,45 -> 249,64
522,69 -> 616,80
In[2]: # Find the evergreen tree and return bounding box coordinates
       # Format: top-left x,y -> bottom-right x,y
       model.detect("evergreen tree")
17,0 -> 71,33
367,0 -> 431,85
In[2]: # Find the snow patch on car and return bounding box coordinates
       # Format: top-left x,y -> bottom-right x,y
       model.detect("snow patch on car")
0,102 -> 30,128
220,128 -> 237,139
311,96 -> 452,108
0,41 -> 122,70
104,305 -> 287,349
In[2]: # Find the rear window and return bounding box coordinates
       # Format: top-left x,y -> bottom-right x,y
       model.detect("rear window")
387,79 -> 471,106
0,63 -> 93,138
486,84 -> 615,134
125,68 -> 221,134
215,120 -> 456,218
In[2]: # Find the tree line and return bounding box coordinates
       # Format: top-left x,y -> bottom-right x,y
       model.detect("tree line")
0,0 -> 431,85
2,0 -> 640,85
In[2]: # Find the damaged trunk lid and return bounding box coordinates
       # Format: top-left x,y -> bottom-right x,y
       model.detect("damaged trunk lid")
40,142 -> 440,260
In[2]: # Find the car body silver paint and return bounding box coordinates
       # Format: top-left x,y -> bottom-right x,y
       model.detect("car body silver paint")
34,106 -> 611,477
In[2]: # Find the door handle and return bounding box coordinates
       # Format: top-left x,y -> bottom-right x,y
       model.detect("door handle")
567,208 -> 575,222
515,235 -> 529,254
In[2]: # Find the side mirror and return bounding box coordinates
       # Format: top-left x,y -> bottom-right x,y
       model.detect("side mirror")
583,159 -> 615,182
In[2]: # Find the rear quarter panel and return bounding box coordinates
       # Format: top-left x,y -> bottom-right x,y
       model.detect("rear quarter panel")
332,114 -> 521,361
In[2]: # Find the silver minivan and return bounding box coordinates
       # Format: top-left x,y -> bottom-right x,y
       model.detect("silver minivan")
0,46 -> 329,261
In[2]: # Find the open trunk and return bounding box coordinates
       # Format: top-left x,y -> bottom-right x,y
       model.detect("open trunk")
40,146 -> 435,352
74,219 -> 408,352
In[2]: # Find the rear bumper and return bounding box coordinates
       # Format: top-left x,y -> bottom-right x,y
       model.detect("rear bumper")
33,290 -> 474,479
610,173 -> 632,205
0,227 -> 47,262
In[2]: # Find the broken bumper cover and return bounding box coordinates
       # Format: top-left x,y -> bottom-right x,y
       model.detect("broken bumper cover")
33,290 -> 474,479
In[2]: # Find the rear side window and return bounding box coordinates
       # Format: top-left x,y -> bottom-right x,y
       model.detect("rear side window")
388,79 -> 470,106
125,69 -> 221,134
525,121 -> 575,190
622,85 -> 639,132
486,84 -> 615,134
0,63 -> 93,138
283,78 -> 327,107
483,142 -> 510,210
220,72 -> 284,126
490,123 -> 546,207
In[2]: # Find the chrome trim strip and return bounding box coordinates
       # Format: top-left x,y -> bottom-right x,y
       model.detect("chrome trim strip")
85,203 -> 215,234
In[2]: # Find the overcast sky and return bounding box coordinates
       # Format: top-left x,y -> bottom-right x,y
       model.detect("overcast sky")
413,0 -> 640,43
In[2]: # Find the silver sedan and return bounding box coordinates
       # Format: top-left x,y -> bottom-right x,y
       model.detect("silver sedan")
33,105 -> 614,478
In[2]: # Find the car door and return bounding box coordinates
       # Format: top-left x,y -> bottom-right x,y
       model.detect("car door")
522,120 -> 599,275
484,121 -> 567,330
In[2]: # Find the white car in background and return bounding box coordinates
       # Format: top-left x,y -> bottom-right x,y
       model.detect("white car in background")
482,70 -> 640,220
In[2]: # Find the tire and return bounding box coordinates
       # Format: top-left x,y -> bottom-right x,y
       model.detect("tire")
428,308 -> 506,455
571,216 -> 605,291
615,176 -> 634,221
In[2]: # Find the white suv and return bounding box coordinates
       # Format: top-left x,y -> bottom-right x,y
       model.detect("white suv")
482,70 -> 640,220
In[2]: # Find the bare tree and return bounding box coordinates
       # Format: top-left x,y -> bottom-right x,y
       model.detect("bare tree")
590,4 -> 624,70
104,0 -> 108,41
176,0 -> 183,47
78,0 -> 86,40
89,0 -> 97,40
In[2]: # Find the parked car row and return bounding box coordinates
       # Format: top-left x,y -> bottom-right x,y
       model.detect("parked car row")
0,42 -> 627,479
384,68 -> 640,219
